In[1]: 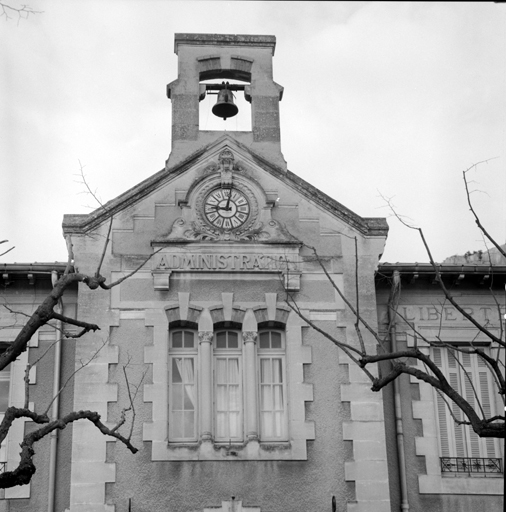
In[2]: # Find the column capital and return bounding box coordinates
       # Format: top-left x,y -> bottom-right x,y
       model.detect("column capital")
242,331 -> 258,343
198,331 -> 213,344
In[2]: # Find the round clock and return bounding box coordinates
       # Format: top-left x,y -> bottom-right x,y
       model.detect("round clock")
204,187 -> 250,230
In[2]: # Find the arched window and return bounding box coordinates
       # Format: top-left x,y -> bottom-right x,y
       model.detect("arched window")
166,320 -> 291,446
257,329 -> 287,441
168,326 -> 198,442
214,329 -> 242,442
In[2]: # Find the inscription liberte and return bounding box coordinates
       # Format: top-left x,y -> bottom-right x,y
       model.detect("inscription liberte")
154,253 -> 298,271
395,306 -> 504,323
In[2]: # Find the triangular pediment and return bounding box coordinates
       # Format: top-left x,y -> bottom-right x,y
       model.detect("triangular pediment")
62,135 -> 387,240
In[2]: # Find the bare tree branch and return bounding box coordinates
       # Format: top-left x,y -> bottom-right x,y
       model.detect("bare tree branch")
0,240 -> 15,257
463,159 -> 506,259
0,408 -> 137,489
0,2 -> 42,23
381,193 -> 505,348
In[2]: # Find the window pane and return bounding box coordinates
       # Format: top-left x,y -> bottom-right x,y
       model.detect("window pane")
229,412 -> 240,438
259,357 -> 285,440
172,411 -> 183,438
172,359 -> 182,383
271,332 -> 282,349
216,332 -> 227,349
170,357 -> 196,440
217,385 -> 227,409
216,412 -> 226,438
261,385 -> 272,409
272,359 -> 282,383
262,412 -> 273,437
0,381 -> 9,413
229,385 -> 241,410
184,411 -> 195,437
215,357 -> 242,440
228,359 -> 239,384
273,385 -> 283,409
216,359 -> 228,384
172,383 -> 183,410
274,412 -> 283,437
260,359 -> 271,383
183,331 -> 194,348
172,331 -> 182,348
259,332 -> 270,349
184,386 -> 195,409
228,332 -> 238,349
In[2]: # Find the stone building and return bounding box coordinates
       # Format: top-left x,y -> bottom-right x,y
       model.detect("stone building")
376,263 -> 504,512
0,34 -> 504,512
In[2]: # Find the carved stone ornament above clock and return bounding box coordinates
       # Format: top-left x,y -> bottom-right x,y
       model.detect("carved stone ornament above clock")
154,148 -> 300,244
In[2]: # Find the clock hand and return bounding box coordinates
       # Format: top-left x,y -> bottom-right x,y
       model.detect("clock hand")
224,184 -> 233,211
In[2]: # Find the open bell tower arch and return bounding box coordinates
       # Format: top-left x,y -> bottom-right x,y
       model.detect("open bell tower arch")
166,33 -> 286,171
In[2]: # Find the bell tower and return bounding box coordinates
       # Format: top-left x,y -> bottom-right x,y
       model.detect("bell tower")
166,33 -> 286,170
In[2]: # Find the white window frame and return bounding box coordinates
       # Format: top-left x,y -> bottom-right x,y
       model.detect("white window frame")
145,306 -> 315,461
213,333 -> 243,443
257,329 -> 288,442
168,329 -> 198,442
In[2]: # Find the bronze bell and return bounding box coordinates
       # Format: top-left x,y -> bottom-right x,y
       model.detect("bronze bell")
212,83 -> 238,120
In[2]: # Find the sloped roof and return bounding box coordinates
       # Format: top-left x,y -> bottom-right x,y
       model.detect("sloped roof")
62,136 -> 388,238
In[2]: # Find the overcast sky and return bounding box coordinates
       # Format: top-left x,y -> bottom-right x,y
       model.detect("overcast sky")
1,1 -> 505,265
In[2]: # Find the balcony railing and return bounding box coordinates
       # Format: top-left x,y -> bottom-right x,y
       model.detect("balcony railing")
440,457 -> 503,475
0,462 -> 5,474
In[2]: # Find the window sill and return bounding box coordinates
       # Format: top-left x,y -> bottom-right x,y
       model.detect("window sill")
419,474 -> 505,495
152,438 -> 299,461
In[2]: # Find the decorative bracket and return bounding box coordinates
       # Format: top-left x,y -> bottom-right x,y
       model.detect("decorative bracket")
152,270 -> 172,291
283,271 -> 302,292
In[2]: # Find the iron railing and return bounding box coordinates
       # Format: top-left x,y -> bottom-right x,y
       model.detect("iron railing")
0,462 -> 5,473
440,457 -> 503,475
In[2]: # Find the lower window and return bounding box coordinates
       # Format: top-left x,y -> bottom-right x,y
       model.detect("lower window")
432,347 -> 502,473
168,325 -> 287,443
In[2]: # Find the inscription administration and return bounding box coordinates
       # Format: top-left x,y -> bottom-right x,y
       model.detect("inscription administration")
154,253 -> 299,271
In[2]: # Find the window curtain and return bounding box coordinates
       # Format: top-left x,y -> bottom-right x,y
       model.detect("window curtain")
216,358 -> 241,439
172,357 -> 195,439
260,358 -> 284,438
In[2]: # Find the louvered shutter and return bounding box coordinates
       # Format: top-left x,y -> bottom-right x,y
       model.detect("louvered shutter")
460,352 -> 481,457
433,348 -> 451,457
433,346 -> 500,460
447,350 -> 466,457
476,356 -> 498,458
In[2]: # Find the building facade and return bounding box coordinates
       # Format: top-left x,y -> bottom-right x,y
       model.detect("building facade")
376,263 -> 504,512
0,34 -> 504,512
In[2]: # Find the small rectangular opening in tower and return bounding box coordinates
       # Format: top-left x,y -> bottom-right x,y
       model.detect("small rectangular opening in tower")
199,79 -> 252,132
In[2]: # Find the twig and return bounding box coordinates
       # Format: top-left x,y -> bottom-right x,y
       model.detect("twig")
43,338 -> 108,416
463,159 -> 505,259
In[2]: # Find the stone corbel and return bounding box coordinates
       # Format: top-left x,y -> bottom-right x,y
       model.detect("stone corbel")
152,270 -> 172,291
283,271 -> 302,292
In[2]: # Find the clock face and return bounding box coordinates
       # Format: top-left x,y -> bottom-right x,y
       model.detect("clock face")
204,188 -> 250,230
